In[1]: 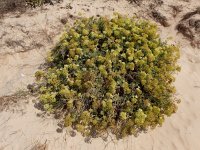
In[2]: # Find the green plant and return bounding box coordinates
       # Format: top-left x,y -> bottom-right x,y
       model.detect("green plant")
35,14 -> 180,138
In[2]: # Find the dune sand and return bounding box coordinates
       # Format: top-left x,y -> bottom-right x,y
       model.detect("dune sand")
0,0 -> 200,149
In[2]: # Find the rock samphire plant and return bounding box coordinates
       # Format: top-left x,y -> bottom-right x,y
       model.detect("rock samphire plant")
35,14 -> 180,138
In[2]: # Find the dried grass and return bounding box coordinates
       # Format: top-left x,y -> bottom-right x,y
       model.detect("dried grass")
0,90 -> 29,112
30,141 -> 48,150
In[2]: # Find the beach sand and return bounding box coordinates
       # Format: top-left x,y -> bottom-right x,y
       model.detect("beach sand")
0,0 -> 200,149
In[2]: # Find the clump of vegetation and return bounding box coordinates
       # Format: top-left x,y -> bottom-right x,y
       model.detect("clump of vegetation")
35,14 -> 180,138
26,0 -> 54,7
0,90 -> 29,112
0,0 -> 59,15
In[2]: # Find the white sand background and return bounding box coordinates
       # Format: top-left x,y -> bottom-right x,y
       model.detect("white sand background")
0,0 -> 200,149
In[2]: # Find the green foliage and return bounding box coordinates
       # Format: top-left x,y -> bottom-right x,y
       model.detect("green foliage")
35,14 -> 180,138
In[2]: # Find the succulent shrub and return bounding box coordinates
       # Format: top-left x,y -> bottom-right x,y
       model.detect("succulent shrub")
35,14 -> 180,138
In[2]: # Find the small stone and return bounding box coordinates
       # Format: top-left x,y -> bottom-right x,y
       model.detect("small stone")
56,128 -> 63,133
36,113 -> 42,117
68,14 -> 74,18
60,17 -> 68,25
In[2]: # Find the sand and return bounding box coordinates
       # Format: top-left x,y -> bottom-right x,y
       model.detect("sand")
0,0 -> 200,149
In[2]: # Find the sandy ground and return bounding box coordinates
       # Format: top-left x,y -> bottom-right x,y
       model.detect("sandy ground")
0,0 -> 200,149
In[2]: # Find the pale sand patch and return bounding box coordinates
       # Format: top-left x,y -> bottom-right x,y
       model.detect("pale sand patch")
0,0 -> 200,149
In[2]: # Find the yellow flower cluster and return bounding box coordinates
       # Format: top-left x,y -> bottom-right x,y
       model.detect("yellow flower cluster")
35,14 -> 180,138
